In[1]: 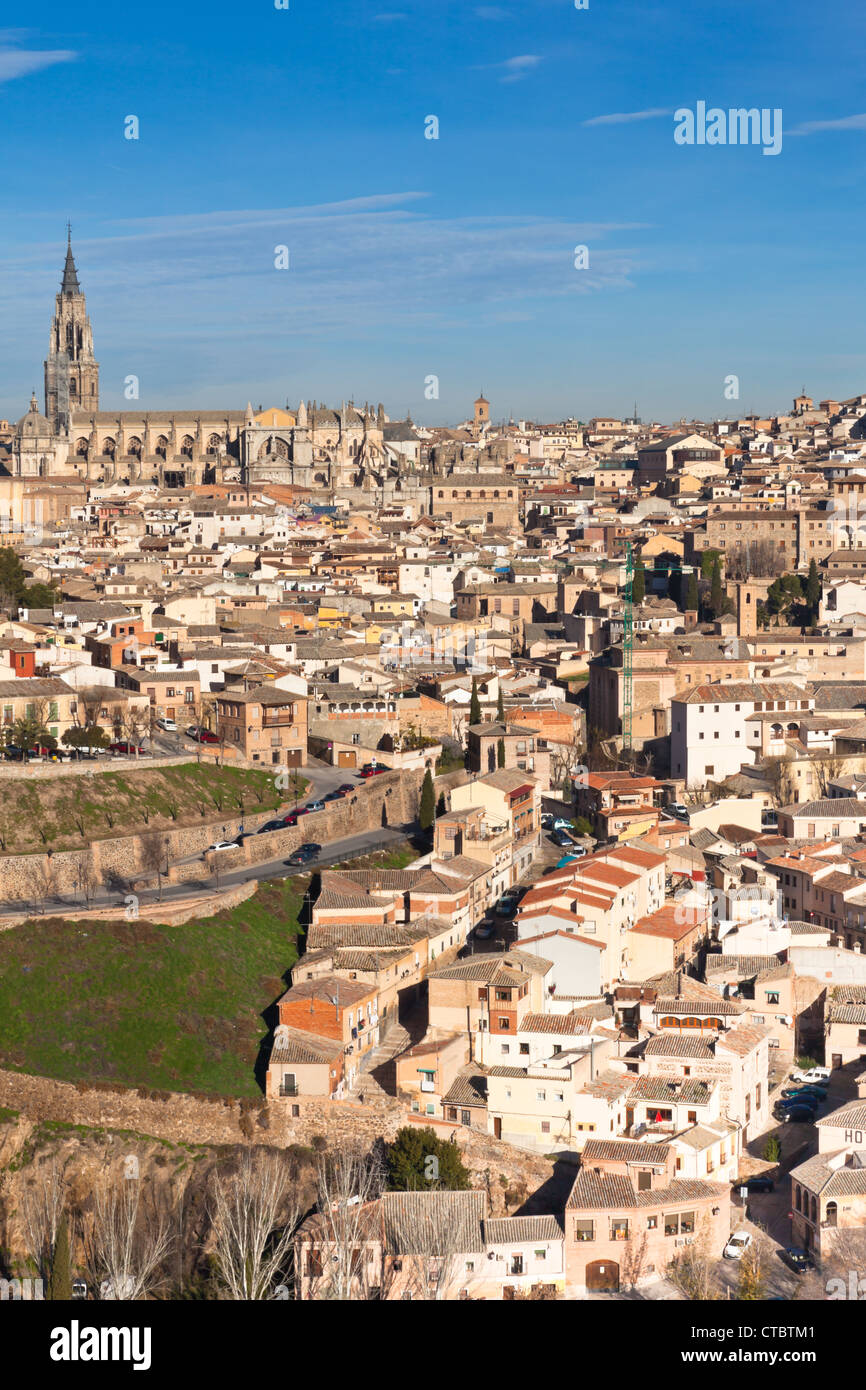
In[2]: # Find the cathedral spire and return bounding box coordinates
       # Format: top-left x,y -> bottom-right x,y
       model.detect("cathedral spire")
61,224 -> 80,294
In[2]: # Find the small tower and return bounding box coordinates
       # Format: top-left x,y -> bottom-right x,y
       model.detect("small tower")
44,225 -> 99,433
473,392 -> 490,436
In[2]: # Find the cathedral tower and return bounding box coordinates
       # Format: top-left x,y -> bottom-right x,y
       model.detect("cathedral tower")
44,225 -> 99,432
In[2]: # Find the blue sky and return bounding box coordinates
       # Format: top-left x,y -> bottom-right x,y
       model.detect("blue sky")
1,0 -> 865,424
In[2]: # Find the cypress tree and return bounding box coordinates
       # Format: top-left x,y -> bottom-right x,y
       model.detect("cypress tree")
419,769 -> 435,831
710,556 -> 723,616
48,1214 -> 72,1302
806,559 -> 821,620
685,571 -> 699,612
469,677 -> 481,726
496,686 -> 505,721
497,738 -> 506,768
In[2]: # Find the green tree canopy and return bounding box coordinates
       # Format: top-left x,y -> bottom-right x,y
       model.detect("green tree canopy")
386,1126 -> 471,1191
685,572 -> 699,611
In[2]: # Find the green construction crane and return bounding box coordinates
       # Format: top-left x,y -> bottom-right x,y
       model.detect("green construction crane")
623,542 -> 634,752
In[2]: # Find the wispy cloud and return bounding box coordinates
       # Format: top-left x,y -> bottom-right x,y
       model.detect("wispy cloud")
789,112 -> 866,136
582,107 -> 670,127
0,196 -> 648,408
0,47 -> 76,84
475,53 -> 542,83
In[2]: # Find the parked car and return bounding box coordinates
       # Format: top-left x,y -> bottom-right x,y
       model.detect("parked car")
792,1066 -> 831,1084
186,726 -> 220,744
207,840 -> 240,853
156,717 -> 177,732
359,764 -> 388,778
257,819 -> 287,834
781,1247 -> 814,1275
775,1096 -> 818,1116
669,802 -> 690,820
109,741 -> 145,755
779,1105 -> 817,1124
474,923 -> 494,940
323,789 -> 346,802
735,1174 -> 775,1194
552,817 -> 574,831
337,782 -> 355,793
494,894 -> 518,918
540,813 -> 554,829
305,800 -> 326,813
2,745 -> 24,761
723,1230 -> 753,1259
553,829 -> 576,848
782,1084 -> 827,1101
282,810 -> 310,826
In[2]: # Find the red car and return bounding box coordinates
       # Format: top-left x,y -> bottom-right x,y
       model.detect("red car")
359,764 -> 389,778
282,809 -> 310,827
337,783 -> 355,794
109,741 -> 145,755
186,726 -> 220,744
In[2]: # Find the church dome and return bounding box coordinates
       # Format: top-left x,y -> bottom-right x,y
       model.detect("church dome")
16,393 -> 52,436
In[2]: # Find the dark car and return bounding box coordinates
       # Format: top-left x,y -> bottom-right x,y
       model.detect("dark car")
779,1105 -> 816,1124
286,843 -> 321,867
2,744 -> 24,760
781,1247 -> 814,1274
736,1175 -> 775,1194
323,789 -> 346,802
257,819 -> 286,834
553,829 -> 576,848
782,1085 -> 826,1101
109,741 -> 145,755
338,783 -> 355,793
777,1092 -> 818,1110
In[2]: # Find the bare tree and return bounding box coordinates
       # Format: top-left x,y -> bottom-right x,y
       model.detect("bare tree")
808,750 -> 846,799
210,1150 -> 302,1300
87,1169 -> 173,1301
35,854 -> 60,915
762,754 -> 797,808
621,1231 -> 650,1292
139,832 -> 166,901
666,1217 -> 722,1300
549,741 -> 586,794
18,1156 -> 67,1280
302,1144 -> 386,1300
121,707 -> 146,759
74,848 -> 99,908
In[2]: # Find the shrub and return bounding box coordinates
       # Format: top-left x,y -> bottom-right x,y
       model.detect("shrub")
763,1136 -> 781,1163
311,1134 -> 328,1153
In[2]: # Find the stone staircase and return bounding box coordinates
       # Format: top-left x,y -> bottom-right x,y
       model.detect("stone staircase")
356,1004 -> 427,1101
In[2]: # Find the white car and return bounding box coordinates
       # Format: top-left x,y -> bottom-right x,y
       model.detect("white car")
791,1066 -> 830,1084
156,717 -> 177,732
723,1230 -> 753,1260
207,840 -> 239,853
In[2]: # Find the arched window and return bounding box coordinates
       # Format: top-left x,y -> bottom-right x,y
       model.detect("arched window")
180,435 -> 195,459
826,1200 -> 837,1227
127,436 -> 142,458
102,437 -> 116,460
74,438 -> 89,458
810,1195 -> 818,1223
794,1185 -> 801,1212
155,436 -> 168,460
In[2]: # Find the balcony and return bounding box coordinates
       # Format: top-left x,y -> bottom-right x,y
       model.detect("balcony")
262,709 -> 297,727
279,1081 -> 299,1097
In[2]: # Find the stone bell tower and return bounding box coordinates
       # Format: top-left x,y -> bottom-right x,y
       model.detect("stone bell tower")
44,225 -> 99,432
